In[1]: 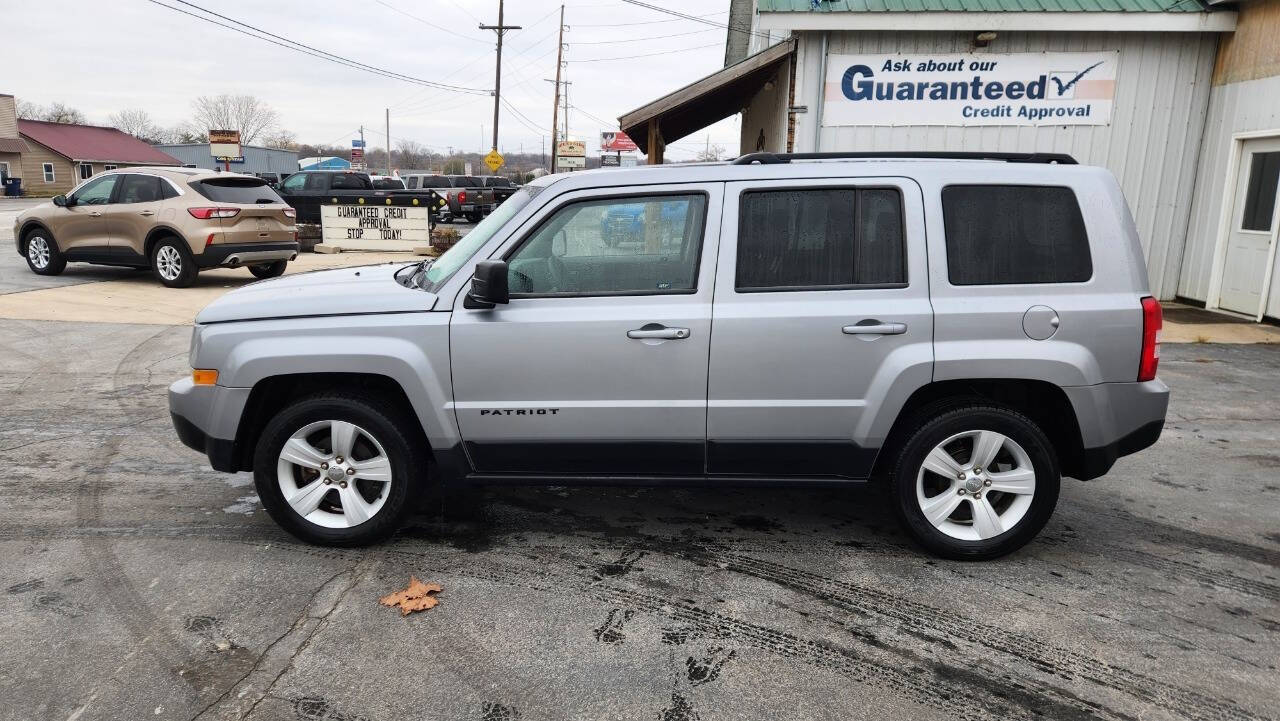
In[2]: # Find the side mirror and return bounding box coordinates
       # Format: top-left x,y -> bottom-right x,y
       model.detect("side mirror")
464,260 -> 509,309
52,195 -> 67,207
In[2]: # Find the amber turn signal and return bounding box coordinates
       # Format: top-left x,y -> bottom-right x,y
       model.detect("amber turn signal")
192,369 -> 219,385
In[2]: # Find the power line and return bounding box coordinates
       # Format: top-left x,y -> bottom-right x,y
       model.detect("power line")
573,10 -> 727,27
373,0 -> 489,43
618,1 -> 770,39
570,42 -> 721,63
149,0 -> 491,95
568,27 -> 713,45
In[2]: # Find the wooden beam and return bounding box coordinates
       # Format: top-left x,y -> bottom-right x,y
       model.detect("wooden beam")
647,120 -> 664,166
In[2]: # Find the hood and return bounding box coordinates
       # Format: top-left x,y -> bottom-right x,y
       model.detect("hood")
195,262 -> 437,324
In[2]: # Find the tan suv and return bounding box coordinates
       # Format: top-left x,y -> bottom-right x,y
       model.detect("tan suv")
13,167 -> 299,288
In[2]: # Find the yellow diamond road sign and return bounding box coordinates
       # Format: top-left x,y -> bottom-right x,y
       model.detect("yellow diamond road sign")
484,150 -> 504,173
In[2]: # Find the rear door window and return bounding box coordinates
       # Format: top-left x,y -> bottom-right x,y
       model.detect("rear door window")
942,185 -> 1091,285
193,178 -> 285,204
736,188 -> 906,291
117,174 -> 164,204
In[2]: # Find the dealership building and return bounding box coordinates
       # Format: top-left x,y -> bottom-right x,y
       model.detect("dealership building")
622,0 -> 1280,321
153,142 -> 298,175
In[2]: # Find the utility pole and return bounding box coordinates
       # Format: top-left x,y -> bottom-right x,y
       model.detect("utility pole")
384,108 -> 391,175
548,4 -> 564,172
480,0 -> 521,154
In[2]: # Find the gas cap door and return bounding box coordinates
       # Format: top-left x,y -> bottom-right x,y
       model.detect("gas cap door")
1022,305 -> 1060,341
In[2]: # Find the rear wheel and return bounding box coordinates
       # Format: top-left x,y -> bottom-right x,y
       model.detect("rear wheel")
253,393 -> 424,546
151,237 -> 198,288
249,260 -> 287,279
465,212 -> 482,223
24,230 -> 66,275
890,405 -> 1060,560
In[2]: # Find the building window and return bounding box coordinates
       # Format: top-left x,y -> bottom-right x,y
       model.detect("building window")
0,161 -> 9,180
42,163 -> 55,183
942,185 -> 1092,285
103,164 -> 117,171
736,188 -> 906,291
78,163 -> 94,180
1241,151 -> 1280,233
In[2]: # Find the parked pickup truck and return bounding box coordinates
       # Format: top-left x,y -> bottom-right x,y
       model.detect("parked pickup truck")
275,170 -> 444,225
479,175 -> 518,206
401,174 -> 494,223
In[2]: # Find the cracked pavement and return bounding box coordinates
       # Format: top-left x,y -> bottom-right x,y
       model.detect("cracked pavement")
0,316 -> 1277,721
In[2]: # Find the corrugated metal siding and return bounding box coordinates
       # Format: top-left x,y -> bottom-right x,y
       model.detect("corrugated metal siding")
1178,73 -> 1280,309
758,0 -> 1207,12
795,30 -> 1217,299
153,144 -> 299,174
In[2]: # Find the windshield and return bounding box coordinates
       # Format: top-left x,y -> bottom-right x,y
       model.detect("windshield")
420,186 -> 541,292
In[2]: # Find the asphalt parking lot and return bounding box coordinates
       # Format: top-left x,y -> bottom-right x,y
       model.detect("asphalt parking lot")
0,209 -> 1277,720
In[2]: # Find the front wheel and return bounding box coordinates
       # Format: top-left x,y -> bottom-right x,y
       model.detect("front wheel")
253,393 -> 424,546
25,231 -> 66,275
890,405 -> 1060,561
249,260 -> 287,279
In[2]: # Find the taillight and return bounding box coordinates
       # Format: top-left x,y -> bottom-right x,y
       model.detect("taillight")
1138,296 -> 1162,381
283,208 -> 296,219
457,190 -> 467,204
188,207 -> 241,219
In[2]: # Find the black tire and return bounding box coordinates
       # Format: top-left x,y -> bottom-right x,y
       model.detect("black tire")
150,236 -> 198,288
465,212 -> 482,223
249,260 -> 287,279
253,392 -> 426,546
23,228 -> 66,276
889,405 -> 1060,561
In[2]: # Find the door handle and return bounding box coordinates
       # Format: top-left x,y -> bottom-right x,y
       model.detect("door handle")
627,326 -> 690,340
139,210 -> 155,216
842,321 -> 907,335
88,211 -> 102,217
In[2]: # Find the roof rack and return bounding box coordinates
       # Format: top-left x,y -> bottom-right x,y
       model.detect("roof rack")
730,151 -> 1078,165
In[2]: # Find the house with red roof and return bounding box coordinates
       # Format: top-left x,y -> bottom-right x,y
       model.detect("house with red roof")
15,116 -> 179,197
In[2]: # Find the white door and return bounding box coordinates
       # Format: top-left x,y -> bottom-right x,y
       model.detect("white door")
1219,137 -> 1280,315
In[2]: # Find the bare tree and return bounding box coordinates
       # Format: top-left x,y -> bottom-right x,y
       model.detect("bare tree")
694,143 -> 725,163
109,108 -> 163,142
186,94 -> 279,144
17,101 -> 88,125
396,139 -> 427,170
260,128 -> 299,150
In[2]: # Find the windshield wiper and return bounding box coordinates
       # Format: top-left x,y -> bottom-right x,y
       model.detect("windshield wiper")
408,257 -> 436,290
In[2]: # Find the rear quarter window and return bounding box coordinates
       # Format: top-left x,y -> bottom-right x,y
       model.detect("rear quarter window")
192,178 -> 285,204
942,185 -> 1091,285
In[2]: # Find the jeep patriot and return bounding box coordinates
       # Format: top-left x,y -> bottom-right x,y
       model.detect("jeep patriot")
169,152 -> 1168,559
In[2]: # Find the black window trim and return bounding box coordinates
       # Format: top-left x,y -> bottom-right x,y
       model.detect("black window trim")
733,183 -> 911,294
940,182 -> 1095,287
500,189 -> 712,300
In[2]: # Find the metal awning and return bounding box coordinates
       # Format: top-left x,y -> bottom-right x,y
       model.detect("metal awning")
619,38 -> 795,163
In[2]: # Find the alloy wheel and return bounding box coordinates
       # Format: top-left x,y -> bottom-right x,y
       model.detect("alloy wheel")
276,419 -> 393,529
156,245 -> 183,281
915,429 -> 1036,541
28,236 -> 50,269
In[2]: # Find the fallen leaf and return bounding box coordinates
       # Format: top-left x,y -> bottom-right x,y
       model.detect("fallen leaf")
379,576 -> 442,616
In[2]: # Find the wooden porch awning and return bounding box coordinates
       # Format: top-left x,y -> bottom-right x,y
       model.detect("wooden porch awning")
618,38 -> 795,164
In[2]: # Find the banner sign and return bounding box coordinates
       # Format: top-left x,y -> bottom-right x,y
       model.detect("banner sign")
557,140 -> 586,157
320,204 -> 431,245
824,52 -> 1117,127
600,131 -> 637,152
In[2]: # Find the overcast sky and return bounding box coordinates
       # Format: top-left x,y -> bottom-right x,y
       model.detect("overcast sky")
6,0 -> 742,160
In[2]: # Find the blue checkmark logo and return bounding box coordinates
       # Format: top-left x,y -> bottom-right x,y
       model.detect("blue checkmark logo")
1050,61 -> 1105,97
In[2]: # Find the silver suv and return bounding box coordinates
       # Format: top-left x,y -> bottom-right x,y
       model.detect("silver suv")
169,152 -> 1168,559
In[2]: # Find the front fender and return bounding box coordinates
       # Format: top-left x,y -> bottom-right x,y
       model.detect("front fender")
199,313 -> 458,449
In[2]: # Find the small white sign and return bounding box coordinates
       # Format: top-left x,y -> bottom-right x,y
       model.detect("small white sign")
320,204 -> 432,247
823,52 -> 1117,127
556,156 -> 586,169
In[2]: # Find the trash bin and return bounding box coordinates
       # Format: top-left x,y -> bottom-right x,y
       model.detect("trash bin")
3,178 -> 21,197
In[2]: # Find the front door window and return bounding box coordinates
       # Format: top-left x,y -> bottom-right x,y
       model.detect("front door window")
70,174 -> 119,205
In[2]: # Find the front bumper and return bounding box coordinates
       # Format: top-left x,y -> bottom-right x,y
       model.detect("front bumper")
195,242 -> 299,269
168,376 -> 252,472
